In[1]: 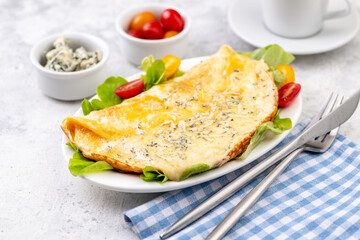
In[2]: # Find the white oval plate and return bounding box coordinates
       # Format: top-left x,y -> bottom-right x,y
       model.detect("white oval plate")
62,56 -> 302,193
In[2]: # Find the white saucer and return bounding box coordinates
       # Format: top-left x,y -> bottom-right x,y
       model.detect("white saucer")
228,0 -> 359,55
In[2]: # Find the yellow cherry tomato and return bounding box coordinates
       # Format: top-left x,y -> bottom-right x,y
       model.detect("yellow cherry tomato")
163,30 -> 179,39
129,11 -> 156,31
276,64 -> 295,88
163,55 -> 181,78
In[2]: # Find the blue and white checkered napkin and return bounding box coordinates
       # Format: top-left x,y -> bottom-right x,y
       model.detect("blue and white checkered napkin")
124,121 -> 360,239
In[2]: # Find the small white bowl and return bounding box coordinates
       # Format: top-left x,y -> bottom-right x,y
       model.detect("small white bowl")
30,32 -> 109,101
116,4 -> 191,65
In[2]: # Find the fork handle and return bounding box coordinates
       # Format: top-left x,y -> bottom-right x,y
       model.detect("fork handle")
206,148 -> 304,240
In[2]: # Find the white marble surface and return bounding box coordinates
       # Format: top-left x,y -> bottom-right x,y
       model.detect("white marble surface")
1,0 -> 360,239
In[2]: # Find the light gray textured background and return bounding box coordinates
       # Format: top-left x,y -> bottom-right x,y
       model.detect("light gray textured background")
1,0 -> 360,239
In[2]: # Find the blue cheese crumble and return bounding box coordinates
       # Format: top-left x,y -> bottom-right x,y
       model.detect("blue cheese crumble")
45,35 -> 102,72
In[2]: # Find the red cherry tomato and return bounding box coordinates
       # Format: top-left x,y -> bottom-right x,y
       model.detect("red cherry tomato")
278,83 -> 301,108
160,9 -> 184,31
127,29 -> 143,39
142,21 -> 164,39
115,79 -> 144,99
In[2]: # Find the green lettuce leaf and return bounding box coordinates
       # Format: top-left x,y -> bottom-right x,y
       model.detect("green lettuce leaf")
139,55 -> 184,80
139,163 -> 216,183
171,70 -> 185,78
66,141 -> 78,151
97,76 -> 127,107
269,67 -> 286,88
81,76 -> 127,115
89,99 -> 107,110
239,44 -> 294,89
140,166 -> 168,183
141,59 -> 167,91
81,99 -> 93,116
238,51 -> 253,57
138,55 -> 155,72
240,109 -> 292,159
66,142 -> 115,176
249,44 -> 295,67
179,163 -> 213,181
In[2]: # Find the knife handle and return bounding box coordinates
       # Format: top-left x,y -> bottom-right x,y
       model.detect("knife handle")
205,148 -> 304,240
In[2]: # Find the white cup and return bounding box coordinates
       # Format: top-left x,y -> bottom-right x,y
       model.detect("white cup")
262,0 -> 352,38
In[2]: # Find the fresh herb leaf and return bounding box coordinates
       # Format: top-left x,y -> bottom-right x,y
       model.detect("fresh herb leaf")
240,109 -> 292,159
81,76 -> 127,115
179,163 -> 213,181
67,141 -> 115,176
140,166 -> 168,183
142,59 -> 167,91
269,67 -> 285,88
250,44 -> 295,67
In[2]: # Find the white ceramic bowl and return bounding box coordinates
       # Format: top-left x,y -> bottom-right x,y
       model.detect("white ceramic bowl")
116,4 -> 191,65
30,33 -> 109,101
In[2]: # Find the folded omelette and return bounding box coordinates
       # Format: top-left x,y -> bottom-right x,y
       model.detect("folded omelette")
61,46 -> 278,181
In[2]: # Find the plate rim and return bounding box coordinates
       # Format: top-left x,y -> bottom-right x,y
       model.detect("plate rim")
61,56 -> 303,193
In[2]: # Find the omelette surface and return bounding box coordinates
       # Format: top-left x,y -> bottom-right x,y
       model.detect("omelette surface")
61,46 -> 278,181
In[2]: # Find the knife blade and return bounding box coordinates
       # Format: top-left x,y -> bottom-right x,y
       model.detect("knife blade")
160,89 -> 360,239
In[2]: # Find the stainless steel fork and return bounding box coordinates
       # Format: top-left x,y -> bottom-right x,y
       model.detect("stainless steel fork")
206,93 -> 344,240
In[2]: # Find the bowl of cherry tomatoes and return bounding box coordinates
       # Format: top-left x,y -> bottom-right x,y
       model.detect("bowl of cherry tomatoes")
116,4 -> 190,64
